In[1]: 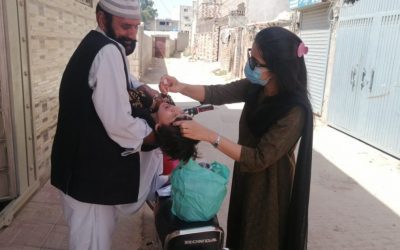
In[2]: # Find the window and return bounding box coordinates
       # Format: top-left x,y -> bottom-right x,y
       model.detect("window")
160,21 -> 171,26
184,8 -> 188,12
76,0 -> 93,7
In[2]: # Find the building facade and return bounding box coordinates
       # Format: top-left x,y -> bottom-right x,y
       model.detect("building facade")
191,0 -> 221,61
180,5 -> 193,32
145,19 -> 179,32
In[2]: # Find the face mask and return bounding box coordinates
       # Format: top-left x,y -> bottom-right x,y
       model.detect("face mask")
244,61 -> 270,86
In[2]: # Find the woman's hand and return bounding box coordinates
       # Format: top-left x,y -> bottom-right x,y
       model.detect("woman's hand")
159,75 -> 206,102
174,119 -> 242,161
173,119 -> 216,143
159,75 -> 183,94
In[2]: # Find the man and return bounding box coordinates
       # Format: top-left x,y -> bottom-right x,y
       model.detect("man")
51,0 -> 164,249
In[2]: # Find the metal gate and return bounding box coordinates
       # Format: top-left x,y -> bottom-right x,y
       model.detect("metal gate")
328,0 -> 400,158
299,4 -> 331,115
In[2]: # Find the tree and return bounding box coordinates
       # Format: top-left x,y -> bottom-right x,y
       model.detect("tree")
140,0 -> 158,23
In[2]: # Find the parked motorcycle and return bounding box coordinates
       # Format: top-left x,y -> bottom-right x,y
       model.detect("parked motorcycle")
148,104 -> 228,250
153,192 -> 225,250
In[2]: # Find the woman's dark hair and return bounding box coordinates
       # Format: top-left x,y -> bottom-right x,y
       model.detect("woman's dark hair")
255,27 -> 309,99
155,116 -> 199,163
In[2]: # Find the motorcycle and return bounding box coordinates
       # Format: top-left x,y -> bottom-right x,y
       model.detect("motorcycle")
148,104 -> 229,250
152,189 -> 226,250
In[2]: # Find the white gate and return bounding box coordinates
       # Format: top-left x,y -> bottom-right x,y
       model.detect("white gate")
328,0 -> 400,158
299,4 -> 331,115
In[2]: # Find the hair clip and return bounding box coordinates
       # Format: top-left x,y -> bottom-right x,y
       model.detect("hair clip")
297,42 -> 309,57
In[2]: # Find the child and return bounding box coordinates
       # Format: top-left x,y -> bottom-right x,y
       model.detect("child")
126,87 -> 229,222
155,116 -> 229,222
116,88 -> 177,214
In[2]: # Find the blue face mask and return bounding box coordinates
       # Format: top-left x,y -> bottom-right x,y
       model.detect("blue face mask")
244,61 -> 270,86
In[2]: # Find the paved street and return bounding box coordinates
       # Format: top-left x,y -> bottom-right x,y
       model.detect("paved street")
0,56 -> 399,249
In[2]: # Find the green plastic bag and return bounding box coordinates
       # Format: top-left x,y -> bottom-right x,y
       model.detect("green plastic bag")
170,159 -> 230,222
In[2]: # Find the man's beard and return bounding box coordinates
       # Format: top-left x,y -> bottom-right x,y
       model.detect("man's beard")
105,22 -> 137,55
115,37 -> 136,55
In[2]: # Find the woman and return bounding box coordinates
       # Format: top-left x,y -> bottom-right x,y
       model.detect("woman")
159,27 -> 313,250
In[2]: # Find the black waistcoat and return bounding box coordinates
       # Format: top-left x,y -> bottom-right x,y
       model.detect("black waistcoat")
51,30 -> 140,205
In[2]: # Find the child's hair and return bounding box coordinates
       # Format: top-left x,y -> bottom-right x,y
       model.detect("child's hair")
155,116 -> 199,163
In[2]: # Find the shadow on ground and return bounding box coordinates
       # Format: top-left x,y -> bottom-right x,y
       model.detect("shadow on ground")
309,150 -> 400,249
164,100 -> 400,250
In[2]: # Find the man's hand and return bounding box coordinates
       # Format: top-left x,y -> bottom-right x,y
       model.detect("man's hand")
143,131 -> 156,145
141,131 -> 159,151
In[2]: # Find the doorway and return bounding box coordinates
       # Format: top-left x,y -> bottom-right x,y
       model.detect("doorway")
328,0 -> 400,158
0,0 -> 17,207
155,37 -> 166,58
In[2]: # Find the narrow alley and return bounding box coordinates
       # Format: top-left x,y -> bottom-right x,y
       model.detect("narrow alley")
0,56 -> 399,250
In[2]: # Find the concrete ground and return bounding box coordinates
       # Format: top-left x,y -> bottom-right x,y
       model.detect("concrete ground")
0,56 -> 399,249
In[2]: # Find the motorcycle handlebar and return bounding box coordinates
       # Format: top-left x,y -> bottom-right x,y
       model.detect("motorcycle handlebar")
183,104 -> 214,116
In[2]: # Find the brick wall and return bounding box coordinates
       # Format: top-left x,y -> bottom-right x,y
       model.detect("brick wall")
127,25 -> 142,78
136,28 -> 153,76
27,0 -> 99,177
198,2 -> 220,19
195,25 -> 219,62
219,27 -> 232,71
219,0 -> 244,17
218,26 -> 245,78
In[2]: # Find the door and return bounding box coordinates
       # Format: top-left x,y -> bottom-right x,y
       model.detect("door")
0,0 -> 17,203
155,37 -> 166,58
359,11 -> 400,157
327,16 -> 373,133
328,0 -> 400,158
